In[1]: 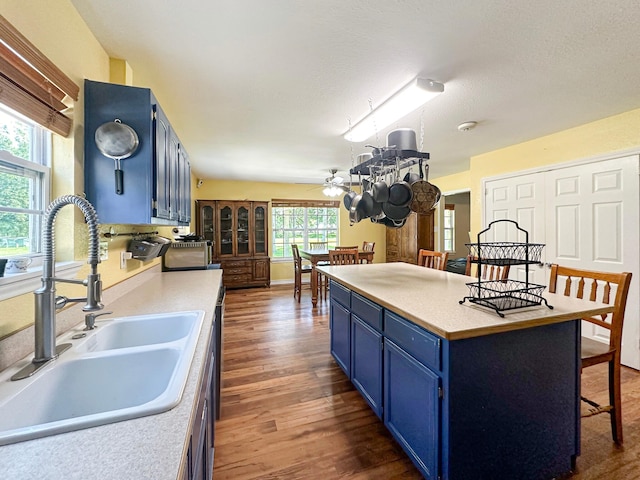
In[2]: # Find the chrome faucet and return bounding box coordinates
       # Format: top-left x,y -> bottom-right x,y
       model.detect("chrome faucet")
12,194 -> 103,381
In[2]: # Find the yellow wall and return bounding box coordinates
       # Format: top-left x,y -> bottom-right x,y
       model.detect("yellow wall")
463,109 -> 640,236
194,179 -> 387,281
0,1 -> 169,338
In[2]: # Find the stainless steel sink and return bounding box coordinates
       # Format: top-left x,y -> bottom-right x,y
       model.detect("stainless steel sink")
0,310 -> 205,446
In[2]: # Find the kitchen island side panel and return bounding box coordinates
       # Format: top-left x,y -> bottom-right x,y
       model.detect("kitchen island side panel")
443,320 -> 580,480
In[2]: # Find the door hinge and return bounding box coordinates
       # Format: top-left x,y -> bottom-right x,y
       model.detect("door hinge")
438,386 -> 444,399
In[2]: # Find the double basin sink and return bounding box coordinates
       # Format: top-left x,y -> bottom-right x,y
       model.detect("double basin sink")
0,310 -> 205,446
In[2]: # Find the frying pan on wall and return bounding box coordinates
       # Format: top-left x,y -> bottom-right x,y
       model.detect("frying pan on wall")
95,119 -> 140,195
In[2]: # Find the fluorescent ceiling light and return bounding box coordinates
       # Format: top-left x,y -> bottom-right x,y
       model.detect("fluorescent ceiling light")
344,78 -> 444,143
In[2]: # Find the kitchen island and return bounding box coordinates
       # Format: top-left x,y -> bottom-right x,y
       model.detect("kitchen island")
318,262 -> 613,480
0,267 -> 222,480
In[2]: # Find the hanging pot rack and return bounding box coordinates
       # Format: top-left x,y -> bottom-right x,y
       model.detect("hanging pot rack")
349,148 -> 429,176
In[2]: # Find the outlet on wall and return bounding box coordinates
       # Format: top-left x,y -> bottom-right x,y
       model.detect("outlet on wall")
99,241 -> 109,261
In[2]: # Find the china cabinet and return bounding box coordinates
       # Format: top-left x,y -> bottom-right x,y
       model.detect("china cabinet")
195,200 -> 270,288
386,211 -> 434,263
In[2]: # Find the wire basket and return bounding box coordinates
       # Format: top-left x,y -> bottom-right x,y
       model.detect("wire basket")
461,279 -> 550,317
465,242 -> 545,265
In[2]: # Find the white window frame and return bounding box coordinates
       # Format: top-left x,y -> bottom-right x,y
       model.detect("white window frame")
443,204 -> 455,253
0,106 -> 80,300
271,204 -> 339,260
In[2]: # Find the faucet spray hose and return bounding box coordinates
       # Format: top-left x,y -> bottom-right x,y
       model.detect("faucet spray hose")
41,195 -> 101,279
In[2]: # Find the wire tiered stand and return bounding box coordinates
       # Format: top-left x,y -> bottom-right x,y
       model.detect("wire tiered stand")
459,219 -> 553,318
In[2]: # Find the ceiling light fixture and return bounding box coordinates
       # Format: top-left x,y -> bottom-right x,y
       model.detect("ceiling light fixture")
343,78 -> 444,143
323,169 -> 347,197
323,185 -> 344,197
457,121 -> 477,132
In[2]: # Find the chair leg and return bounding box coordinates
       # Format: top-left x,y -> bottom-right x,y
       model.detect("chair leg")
294,272 -> 301,303
610,358 -> 623,444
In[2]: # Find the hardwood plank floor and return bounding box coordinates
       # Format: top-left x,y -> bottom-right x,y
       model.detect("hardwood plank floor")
214,285 -> 640,479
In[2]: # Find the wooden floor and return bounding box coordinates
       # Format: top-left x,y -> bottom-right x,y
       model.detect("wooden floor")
213,285 -> 640,479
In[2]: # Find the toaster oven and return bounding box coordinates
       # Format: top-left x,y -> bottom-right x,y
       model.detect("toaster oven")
162,241 -> 212,271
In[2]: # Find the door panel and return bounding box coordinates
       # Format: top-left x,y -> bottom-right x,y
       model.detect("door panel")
485,155 -> 640,368
484,172 -> 547,284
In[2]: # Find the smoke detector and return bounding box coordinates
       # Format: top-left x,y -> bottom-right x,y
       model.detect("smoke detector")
457,121 -> 478,132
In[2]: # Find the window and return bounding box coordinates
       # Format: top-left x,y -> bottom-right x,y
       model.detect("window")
443,204 -> 455,252
0,105 -> 50,258
271,200 -> 340,258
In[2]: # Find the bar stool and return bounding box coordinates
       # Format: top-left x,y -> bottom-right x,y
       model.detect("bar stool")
548,264 -> 632,444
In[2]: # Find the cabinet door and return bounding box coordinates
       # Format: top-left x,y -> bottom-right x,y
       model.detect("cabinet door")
168,129 -> 180,222
386,227 -> 401,263
253,258 -> 270,284
218,203 -> 234,257
154,105 -> 171,220
384,339 -> 440,480
196,201 -> 216,245
235,203 -> 251,256
330,299 -> 351,377
177,146 -> 191,224
253,203 -> 268,256
399,214 -> 418,263
351,316 -> 383,418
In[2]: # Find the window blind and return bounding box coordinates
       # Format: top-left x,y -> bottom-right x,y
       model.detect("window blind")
272,199 -> 340,208
0,15 -> 78,137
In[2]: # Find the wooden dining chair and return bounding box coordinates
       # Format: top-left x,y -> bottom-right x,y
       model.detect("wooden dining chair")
362,241 -> 375,252
548,264 -> 632,444
465,255 -> 510,280
309,241 -> 328,250
329,248 -> 359,265
417,249 -> 449,271
334,245 -> 358,250
291,244 -> 313,303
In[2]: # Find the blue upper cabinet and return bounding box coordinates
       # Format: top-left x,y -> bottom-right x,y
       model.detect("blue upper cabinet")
84,80 -> 191,225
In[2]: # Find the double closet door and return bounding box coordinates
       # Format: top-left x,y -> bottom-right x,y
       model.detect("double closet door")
483,154 -> 640,369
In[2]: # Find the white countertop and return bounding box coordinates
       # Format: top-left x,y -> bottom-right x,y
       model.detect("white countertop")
318,262 -> 613,340
0,268 -> 222,480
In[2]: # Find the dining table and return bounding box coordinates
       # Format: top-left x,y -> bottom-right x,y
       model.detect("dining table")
298,248 -> 375,307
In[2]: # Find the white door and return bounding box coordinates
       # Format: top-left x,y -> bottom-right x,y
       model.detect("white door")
484,155 -> 640,369
483,171 -> 547,284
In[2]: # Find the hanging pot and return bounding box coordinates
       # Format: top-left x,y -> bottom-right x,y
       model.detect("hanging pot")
387,161 -> 413,207
387,128 -> 417,151
403,168 -> 421,185
378,216 -> 406,228
371,169 -> 390,203
382,202 -> 411,221
95,119 -> 139,195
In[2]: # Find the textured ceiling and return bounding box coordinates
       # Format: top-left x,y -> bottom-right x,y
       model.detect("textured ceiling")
70,0 -> 640,186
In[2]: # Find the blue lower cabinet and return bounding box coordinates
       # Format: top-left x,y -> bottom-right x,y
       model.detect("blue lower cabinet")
351,315 -> 383,418
330,299 -> 351,376
384,339 -> 440,480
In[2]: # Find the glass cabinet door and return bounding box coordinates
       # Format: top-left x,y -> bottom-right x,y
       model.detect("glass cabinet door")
254,205 -> 266,255
219,205 -> 233,256
236,205 -> 250,255
201,204 -> 215,243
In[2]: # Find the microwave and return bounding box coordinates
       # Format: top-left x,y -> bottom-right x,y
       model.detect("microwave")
162,241 -> 212,271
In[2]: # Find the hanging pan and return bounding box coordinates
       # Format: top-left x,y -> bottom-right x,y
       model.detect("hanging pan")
95,119 -> 140,195
409,160 -> 441,214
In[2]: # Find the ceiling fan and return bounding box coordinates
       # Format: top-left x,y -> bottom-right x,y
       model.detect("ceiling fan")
322,169 -> 349,197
